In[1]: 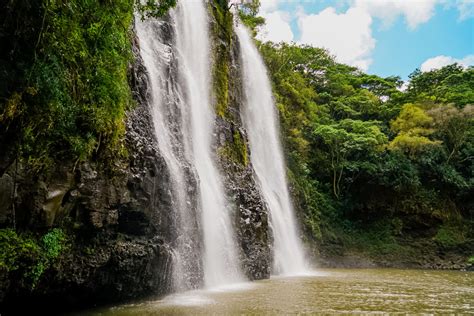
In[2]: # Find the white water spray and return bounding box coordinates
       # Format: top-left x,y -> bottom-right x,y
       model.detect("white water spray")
235,23 -> 307,275
135,13 -> 196,291
136,0 -> 243,291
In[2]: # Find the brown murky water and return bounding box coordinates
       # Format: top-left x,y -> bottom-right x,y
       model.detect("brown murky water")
81,269 -> 473,315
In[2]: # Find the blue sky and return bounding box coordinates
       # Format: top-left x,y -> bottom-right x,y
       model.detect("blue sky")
254,0 -> 474,80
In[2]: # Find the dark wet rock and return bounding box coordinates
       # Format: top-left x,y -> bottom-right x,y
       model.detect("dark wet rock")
0,268 -> 9,304
0,164 -> 74,229
0,173 -> 13,224
0,24 -> 177,313
53,236 -> 173,303
213,28 -> 271,281
0,130 -> 18,178
216,123 -> 272,280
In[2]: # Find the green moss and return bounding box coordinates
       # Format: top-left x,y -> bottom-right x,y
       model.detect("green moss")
83,246 -> 96,256
219,130 -> 249,167
232,130 -> 249,166
210,1 -> 233,118
214,53 -> 230,118
211,1 -> 249,170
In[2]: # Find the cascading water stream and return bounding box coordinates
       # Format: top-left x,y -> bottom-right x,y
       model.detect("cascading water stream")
172,1 -> 243,288
235,23 -> 307,275
135,13 -> 202,292
136,0 -> 243,291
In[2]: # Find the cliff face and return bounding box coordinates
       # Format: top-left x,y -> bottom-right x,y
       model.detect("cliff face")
0,3 -> 270,313
0,32 -> 176,312
212,14 -> 271,280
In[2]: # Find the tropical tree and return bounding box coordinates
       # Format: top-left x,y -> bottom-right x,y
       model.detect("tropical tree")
428,104 -> 474,163
388,103 -> 440,155
314,119 -> 387,198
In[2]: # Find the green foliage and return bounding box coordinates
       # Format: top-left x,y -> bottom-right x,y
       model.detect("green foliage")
389,103 -> 440,155
407,65 -> 474,106
391,103 -> 433,132
237,0 -> 265,36
0,0 -> 138,171
41,228 -> 67,260
428,104 -> 474,162
0,229 -> 41,273
136,0 -> 177,19
344,220 -> 405,256
1,0 -> 472,268
314,119 -> 387,198
29,228 -> 68,288
0,228 -> 68,289
434,223 -> 467,248
258,24 -> 473,259
219,130 -> 249,166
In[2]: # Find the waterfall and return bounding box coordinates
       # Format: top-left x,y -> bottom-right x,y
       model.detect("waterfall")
136,0 -> 243,291
235,23 -> 307,275
172,1 -> 243,288
135,12 -> 201,291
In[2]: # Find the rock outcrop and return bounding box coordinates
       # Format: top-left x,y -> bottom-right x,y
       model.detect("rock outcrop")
0,30 -> 176,313
0,4 -> 271,313
213,23 -> 271,279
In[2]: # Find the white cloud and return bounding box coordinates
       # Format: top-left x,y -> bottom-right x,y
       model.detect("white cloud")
397,81 -> 409,92
451,0 -> 474,20
259,0 -> 282,14
354,0 -> 438,29
257,11 -> 294,42
297,7 -> 375,71
420,54 -> 474,72
255,0 -> 472,73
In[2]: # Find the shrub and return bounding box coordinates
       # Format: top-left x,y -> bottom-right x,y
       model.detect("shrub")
0,228 -> 68,289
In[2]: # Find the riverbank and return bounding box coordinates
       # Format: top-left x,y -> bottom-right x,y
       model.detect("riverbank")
315,231 -> 474,270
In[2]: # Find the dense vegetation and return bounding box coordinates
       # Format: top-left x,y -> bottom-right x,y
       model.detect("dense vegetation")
257,41 -> 473,263
0,228 -> 67,289
0,0 -> 176,292
237,0 -> 473,266
0,0 -> 176,173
